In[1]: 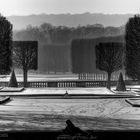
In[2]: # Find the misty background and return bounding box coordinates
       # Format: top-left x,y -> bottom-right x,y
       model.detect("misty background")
1,0 -> 137,74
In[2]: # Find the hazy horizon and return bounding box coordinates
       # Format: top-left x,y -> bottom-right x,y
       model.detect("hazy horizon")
0,0 -> 139,16
7,12 -> 135,17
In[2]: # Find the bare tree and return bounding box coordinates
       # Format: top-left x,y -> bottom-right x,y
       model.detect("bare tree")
95,42 -> 124,89
13,41 -> 38,87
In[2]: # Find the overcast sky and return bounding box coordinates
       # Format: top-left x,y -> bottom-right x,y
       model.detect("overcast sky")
0,0 -> 139,16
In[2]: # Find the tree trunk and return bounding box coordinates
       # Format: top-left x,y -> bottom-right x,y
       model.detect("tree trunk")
107,72 -> 111,89
23,69 -> 28,87
78,73 -> 80,80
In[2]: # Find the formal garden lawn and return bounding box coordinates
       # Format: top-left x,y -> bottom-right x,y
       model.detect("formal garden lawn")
0,94 -> 139,131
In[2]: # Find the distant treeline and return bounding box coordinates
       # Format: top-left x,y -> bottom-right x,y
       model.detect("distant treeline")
38,36 -> 124,73
13,23 -> 124,44
13,23 -> 125,73
39,44 -> 71,73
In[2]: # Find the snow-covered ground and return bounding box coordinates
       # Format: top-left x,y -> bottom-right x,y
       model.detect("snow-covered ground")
0,98 -> 127,119
0,74 -> 78,82
0,74 -> 139,130
0,87 -> 139,130
0,87 -> 114,96
0,97 -> 140,130
0,87 -> 139,120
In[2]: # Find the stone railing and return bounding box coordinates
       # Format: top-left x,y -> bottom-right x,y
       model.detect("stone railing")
0,80 -> 137,88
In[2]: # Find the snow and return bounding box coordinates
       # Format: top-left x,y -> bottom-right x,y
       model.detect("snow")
0,74 -> 78,82
0,98 -> 127,119
0,87 -> 114,96
0,88 -> 139,130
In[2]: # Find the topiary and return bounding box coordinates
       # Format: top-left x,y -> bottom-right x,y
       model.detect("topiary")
8,69 -> 18,87
116,72 -> 126,91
